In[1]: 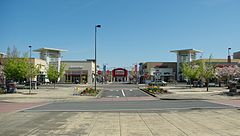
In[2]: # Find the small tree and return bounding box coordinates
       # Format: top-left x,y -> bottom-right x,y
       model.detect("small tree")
197,59 -> 215,91
47,63 -> 65,88
3,47 -> 39,83
181,62 -> 200,88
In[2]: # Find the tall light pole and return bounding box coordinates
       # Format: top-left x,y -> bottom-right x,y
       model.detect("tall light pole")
29,45 -> 32,94
228,47 -> 231,63
95,24 -> 101,91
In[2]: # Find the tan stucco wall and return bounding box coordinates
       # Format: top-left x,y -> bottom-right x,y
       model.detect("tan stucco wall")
61,61 -> 95,84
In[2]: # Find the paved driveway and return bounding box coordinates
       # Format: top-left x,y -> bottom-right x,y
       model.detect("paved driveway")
98,83 -> 157,101
100,89 -> 149,98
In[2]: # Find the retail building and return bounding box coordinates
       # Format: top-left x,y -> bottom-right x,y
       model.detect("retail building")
112,68 -> 128,82
233,51 -> 240,59
170,49 -> 202,81
140,62 -> 177,83
61,60 -> 95,84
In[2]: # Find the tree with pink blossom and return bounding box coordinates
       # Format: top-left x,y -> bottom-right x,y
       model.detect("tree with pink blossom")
215,65 -> 240,83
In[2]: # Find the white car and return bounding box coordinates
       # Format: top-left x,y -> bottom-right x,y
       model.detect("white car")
148,80 -> 167,86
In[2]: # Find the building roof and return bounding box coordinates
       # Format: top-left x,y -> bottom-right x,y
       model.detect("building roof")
234,51 -> 240,53
61,60 -> 94,63
170,48 -> 202,53
33,47 -> 67,52
144,62 -> 176,64
199,58 -> 240,63
112,68 -> 128,71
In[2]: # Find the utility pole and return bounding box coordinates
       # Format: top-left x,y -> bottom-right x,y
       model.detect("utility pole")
228,47 -> 231,63
29,45 -> 32,94
94,25 -> 101,91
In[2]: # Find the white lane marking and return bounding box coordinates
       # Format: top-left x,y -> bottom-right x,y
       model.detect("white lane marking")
116,90 -> 119,91
121,89 -> 126,97
129,89 -> 132,91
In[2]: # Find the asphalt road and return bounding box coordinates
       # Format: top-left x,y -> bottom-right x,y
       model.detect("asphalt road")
24,100 -> 231,112
99,83 -> 149,98
100,89 -> 149,98
23,83 -> 234,112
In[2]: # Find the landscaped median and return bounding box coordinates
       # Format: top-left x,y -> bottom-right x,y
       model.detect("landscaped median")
139,86 -> 168,97
73,86 -> 100,96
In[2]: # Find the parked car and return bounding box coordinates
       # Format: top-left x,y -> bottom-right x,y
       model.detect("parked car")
208,82 -> 216,87
25,81 -> 41,89
148,80 -> 167,86
227,78 -> 240,89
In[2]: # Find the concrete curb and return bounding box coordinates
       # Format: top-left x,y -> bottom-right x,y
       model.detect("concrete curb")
138,88 -> 157,97
159,98 -> 208,100
139,87 -> 213,100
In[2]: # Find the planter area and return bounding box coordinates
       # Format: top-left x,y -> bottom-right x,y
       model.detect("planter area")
73,87 -> 100,96
141,86 -> 168,97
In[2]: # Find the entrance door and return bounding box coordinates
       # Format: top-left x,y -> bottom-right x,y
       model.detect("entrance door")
72,75 -> 80,83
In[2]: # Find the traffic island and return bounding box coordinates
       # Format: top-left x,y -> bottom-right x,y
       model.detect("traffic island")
140,86 -> 168,97
73,87 -> 100,96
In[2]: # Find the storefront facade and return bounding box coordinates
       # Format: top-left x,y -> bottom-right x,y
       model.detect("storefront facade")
61,60 -> 95,84
141,62 -> 177,83
112,68 -> 128,82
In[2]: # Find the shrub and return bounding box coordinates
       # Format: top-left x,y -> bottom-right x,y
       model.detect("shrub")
145,86 -> 167,94
81,87 -> 100,96
0,88 -> 5,94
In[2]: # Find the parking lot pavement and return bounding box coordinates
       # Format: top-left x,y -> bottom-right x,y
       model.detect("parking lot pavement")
1,109 -> 240,136
99,89 -> 149,98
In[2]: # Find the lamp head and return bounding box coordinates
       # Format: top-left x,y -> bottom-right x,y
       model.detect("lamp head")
96,24 -> 101,28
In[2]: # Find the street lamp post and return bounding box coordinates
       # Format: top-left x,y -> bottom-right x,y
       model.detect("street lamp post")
95,24 -> 101,91
29,45 -> 32,94
228,47 -> 231,63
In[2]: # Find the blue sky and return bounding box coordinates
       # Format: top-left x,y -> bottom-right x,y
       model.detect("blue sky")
1,0 -> 240,68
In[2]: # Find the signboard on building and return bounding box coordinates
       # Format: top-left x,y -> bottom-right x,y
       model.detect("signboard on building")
115,70 -> 125,76
98,70 -> 102,75
112,68 -> 128,77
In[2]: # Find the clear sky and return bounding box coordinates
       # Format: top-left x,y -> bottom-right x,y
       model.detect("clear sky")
1,0 -> 240,69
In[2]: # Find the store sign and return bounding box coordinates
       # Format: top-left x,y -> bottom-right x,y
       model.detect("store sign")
69,66 -> 82,70
112,68 -> 128,77
98,70 -> 102,75
115,70 -> 125,76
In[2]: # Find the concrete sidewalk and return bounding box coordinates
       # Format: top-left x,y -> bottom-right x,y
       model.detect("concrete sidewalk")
0,84 -> 240,135
0,109 -> 240,136
155,85 -> 240,100
1,84 -> 240,104
0,84 -> 96,103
